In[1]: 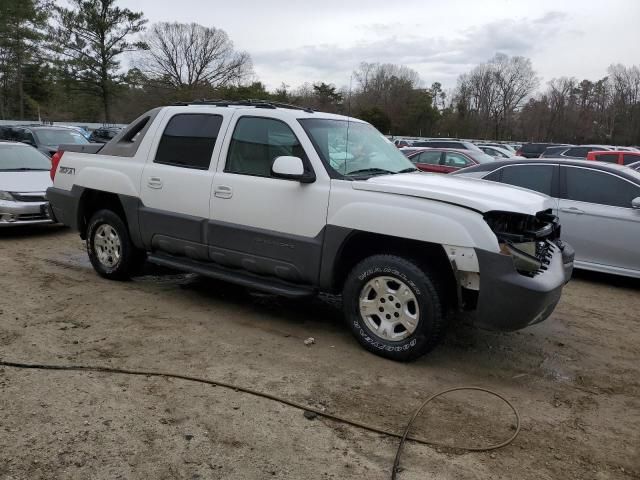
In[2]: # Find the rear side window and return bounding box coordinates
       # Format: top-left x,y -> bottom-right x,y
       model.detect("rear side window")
413,151 -> 441,165
562,167 -> 640,207
226,117 -> 305,177
154,114 -> 222,169
595,153 -> 620,164
623,154 -> 640,165
500,165 -> 554,196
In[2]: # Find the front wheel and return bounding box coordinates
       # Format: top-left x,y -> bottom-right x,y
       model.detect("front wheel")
342,255 -> 447,361
86,209 -> 145,280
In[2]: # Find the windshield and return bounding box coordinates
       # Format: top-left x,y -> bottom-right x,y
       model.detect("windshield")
34,129 -> 88,146
0,145 -> 51,171
299,119 -> 416,176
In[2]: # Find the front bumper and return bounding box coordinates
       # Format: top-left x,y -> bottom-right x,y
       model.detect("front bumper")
470,242 -> 574,331
0,200 -> 54,227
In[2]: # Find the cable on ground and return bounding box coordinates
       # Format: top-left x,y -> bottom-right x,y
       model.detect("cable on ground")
0,360 -> 520,479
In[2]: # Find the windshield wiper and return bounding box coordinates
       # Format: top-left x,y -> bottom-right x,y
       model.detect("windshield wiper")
397,167 -> 418,173
346,168 -> 396,176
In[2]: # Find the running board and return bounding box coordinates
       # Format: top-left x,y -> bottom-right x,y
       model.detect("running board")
147,253 -> 317,298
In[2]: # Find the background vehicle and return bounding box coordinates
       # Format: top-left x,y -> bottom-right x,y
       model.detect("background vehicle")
1,126 -> 89,157
412,140 -> 483,152
557,145 -> 612,159
628,161 -> 640,171
61,126 -> 92,140
407,148 -> 495,173
453,159 -> 640,278
478,145 -> 524,159
89,126 -> 123,143
477,143 -> 517,154
47,100 -> 573,361
0,142 -> 54,226
540,145 -> 573,158
586,150 -> 640,165
393,139 -> 413,148
517,143 -> 565,158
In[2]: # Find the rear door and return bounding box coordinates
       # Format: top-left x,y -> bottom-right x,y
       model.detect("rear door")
558,166 -> 640,272
139,111 -> 229,260
410,150 -> 443,172
485,163 -> 559,213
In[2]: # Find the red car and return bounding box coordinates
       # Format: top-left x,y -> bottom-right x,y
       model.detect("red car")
407,148 -> 495,173
586,150 -> 640,165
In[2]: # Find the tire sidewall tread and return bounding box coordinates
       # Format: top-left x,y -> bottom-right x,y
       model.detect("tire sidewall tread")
343,254 -> 446,361
86,209 -> 141,280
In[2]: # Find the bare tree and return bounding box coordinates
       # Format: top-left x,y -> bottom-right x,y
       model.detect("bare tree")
453,54 -> 538,139
144,22 -> 252,91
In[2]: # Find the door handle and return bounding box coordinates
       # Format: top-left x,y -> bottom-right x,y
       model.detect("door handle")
560,207 -> 584,215
214,185 -> 233,199
147,177 -> 163,189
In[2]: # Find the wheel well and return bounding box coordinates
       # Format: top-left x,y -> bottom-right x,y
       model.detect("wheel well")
332,231 -> 458,308
77,189 -> 126,238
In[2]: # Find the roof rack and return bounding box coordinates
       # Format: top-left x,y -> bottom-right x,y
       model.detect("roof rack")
172,99 -> 315,114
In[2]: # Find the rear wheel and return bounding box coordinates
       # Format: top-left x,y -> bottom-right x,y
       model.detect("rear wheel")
86,209 -> 145,280
342,254 -> 447,361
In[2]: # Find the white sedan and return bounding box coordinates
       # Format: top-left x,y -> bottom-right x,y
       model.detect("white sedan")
0,142 -> 54,226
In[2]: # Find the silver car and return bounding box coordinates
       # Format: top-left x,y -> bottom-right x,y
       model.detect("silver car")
0,142 -> 54,226
453,158 -> 640,279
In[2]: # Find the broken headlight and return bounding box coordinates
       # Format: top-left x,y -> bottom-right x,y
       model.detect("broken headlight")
486,210 -> 558,276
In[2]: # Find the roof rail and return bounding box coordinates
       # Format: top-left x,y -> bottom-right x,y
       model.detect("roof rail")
172,99 -> 315,114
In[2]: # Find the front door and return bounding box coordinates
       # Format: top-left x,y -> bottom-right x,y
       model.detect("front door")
209,114 -> 330,284
139,112 -> 227,260
558,165 -> 640,273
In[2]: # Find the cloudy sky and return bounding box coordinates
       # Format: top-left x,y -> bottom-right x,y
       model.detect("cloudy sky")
118,0 -> 639,91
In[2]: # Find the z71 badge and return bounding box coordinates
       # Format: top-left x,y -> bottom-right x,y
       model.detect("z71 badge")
59,166 -> 75,175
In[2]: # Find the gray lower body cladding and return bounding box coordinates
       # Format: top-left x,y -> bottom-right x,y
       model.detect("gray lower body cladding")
470,242 -> 574,331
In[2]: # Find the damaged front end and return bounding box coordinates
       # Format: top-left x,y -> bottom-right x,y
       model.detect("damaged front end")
484,209 -> 567,278
464,209 -> 575,331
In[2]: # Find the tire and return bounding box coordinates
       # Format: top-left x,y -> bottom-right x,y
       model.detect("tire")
86,209 -> 146,280
342,254 -> 447,361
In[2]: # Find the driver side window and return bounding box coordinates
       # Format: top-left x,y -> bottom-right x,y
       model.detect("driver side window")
226,117 -> 306,178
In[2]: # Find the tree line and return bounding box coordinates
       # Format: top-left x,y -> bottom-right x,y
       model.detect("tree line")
1,0 -> 639,145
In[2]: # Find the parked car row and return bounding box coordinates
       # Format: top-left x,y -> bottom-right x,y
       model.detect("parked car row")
453,159 -> 640,279
0,124 -> 124,156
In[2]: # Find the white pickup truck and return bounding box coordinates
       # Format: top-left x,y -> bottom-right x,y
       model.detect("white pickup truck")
47,100 -> 574,361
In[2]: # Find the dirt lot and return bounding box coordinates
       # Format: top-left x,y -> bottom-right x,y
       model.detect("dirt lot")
0,225 -> 638,480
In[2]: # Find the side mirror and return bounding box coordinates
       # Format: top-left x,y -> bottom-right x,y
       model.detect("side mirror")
271,156 -> 315,183
632,197 -> 640,209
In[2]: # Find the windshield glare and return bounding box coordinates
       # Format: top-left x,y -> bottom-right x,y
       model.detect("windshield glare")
35,129 -> 88,146
0,145 -> 51,170
300,119 -> 415,176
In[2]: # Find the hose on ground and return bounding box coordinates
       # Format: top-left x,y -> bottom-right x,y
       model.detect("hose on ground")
0,360 -> 520,479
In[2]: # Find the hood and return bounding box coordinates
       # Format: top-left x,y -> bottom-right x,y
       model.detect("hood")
0,170 -> 52,193
352,172 -> 554,215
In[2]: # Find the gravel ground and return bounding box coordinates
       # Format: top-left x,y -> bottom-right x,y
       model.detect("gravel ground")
0,225 -> 638,480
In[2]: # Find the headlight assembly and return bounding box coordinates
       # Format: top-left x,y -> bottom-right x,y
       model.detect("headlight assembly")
0,191 -> 15,201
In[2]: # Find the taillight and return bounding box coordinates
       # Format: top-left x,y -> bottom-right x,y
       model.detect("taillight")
50,151 -> 64,181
